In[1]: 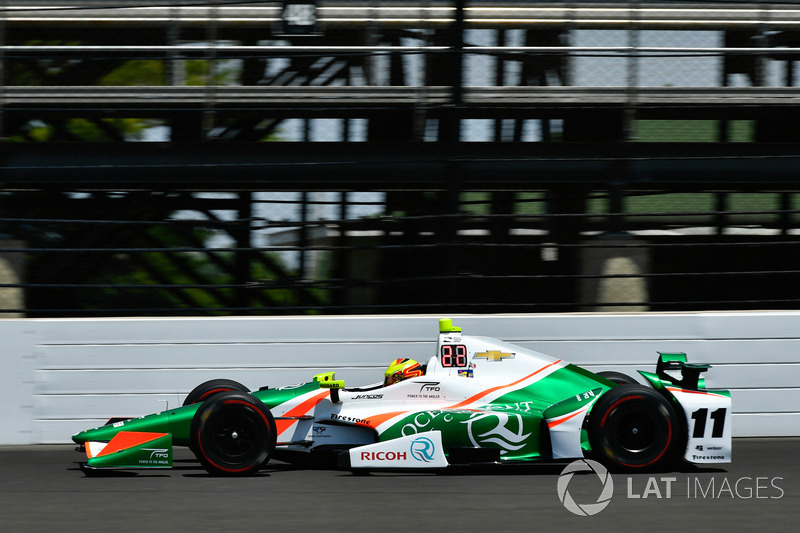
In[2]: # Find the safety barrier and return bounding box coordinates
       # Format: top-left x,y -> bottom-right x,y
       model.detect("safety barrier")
0,311 -> 797,444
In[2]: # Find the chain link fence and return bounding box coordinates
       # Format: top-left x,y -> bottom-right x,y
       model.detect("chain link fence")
3,187 -> 800,316
2,1 -> 800,316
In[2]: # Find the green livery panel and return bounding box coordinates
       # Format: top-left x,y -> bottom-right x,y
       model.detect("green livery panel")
86,432 -> 173,469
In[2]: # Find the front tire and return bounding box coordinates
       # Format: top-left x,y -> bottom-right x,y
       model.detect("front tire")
183,379 -> 250,406
190,391 -> 277,476
589,384 -> 678,472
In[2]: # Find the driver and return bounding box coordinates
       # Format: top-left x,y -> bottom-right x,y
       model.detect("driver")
384,358 -> 424,386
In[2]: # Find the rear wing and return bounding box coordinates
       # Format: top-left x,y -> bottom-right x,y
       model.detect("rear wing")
655,352 -> 710,390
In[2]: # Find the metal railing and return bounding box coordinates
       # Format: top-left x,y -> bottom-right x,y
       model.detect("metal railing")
3,189 -> 800,316
5,1 -> 800,29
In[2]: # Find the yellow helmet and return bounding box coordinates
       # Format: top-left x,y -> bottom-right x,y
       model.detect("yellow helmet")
384,358 -> 424,386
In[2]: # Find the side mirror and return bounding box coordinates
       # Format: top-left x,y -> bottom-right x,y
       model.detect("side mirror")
314,372 -> 345,402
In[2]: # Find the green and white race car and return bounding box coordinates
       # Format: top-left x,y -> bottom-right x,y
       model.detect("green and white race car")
73,318 -> 732,475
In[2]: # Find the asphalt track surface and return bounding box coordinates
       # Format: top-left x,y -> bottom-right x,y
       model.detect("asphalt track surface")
1,439 -> 797,533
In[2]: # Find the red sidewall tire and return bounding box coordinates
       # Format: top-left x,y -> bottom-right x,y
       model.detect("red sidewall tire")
183,379 -> 250,406
190,391 -> 277,476
589,384 -> 679,472
596,371 -> 638,386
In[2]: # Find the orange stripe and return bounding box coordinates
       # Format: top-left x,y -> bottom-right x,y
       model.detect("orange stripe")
363,359 -> 563,432
360,410 -> 407,429
448,359 -> 562,409
275,390 -> 331,436
95,431 -> 169,458
666,387 -> 726,398
547,408 -> 584,429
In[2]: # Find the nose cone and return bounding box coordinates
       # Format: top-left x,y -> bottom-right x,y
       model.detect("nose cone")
72,422 -> 126,444
72,411 -> 171,444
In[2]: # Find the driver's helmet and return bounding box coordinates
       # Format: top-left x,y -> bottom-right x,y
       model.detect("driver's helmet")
384,358 -> 424,386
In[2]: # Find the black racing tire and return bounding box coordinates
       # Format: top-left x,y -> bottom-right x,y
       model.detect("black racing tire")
183,379 -> 250,407
597,371 -> 639,386
589,384 -> 679,472
190,391 -> 277,476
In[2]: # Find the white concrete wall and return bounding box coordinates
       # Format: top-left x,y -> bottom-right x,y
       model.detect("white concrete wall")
1,312 -> 798,444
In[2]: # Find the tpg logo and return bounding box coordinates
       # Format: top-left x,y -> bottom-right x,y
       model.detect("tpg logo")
145,448 -> 169,460
418,382 -> 441,393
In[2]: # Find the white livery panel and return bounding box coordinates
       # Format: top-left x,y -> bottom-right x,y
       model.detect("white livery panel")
349,431 -> 448,469
667,387 -> 733,464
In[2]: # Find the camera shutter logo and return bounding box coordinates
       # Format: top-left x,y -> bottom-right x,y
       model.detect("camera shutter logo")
557,459 -> 614,516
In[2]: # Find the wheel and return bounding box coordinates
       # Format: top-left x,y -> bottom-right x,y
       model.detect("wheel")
190,391 -> 277,476
597,371 -> 638,385
183,379 -> 250,406
589,384 -> 679,472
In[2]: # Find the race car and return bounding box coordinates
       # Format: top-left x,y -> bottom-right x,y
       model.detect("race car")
72,318 -> 732,475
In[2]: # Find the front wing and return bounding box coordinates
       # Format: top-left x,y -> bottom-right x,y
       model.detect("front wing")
80,431 -> 173,471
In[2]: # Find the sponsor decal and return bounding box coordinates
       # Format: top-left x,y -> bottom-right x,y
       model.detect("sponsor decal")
473,350 -> 514,362
462,411 -> 531,452
696,445 -> 723,451
331,413 -> 371,425
360,451 -> 407,461
407,382 -> 442,399
144,448 -> 169,460
139,448 -> 171,465
577,390 -> 596,401
352,394 -> 383,400
457,369 -> 474,378
400,410 -> 465,436
410,436 -> 436,462
417,382 -> 441,393
350,431 -> 447,468
485,401 -> 537,413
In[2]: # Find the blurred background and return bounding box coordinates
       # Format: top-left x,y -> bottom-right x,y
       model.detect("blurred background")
3,0 -> 800,317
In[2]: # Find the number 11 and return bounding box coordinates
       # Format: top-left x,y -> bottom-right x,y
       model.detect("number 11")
691,408 -> 726,438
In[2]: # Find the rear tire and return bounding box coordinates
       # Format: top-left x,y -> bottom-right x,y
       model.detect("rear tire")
183,379 -> 250,406
190,391 -> 277,476
597,371 -> 638,385
589,384 -> 678,472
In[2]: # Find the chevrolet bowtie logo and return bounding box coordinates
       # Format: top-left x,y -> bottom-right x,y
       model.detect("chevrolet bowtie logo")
474,350 -> 514,361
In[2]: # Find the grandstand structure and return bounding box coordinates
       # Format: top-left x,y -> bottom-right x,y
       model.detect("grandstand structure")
2,1 -> 800,315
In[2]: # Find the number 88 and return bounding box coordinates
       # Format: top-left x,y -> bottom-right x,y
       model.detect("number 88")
441,345 -> 467,368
